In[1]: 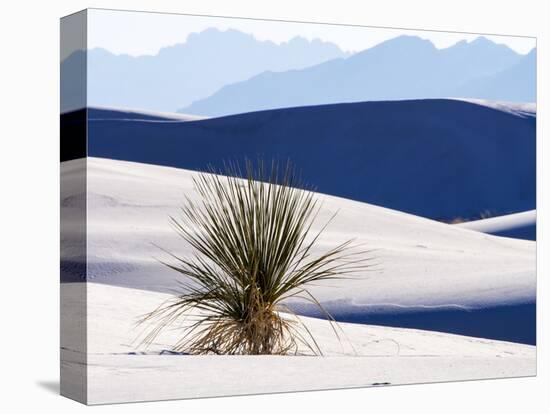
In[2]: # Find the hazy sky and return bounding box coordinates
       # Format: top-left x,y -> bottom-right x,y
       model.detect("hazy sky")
88,8 -> 536,56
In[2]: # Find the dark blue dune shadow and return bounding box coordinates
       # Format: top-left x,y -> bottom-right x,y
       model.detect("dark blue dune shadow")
84,99 -> 536,222
292,302 -> 536,345
490,224 -> 536,241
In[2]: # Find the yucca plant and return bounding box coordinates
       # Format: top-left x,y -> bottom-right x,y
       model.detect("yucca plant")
138,160 -> 370,355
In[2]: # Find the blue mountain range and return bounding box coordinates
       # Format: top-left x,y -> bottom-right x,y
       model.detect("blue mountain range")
62,30 -> 535,115
82,28 -> 347,112
182,35 -> 535,117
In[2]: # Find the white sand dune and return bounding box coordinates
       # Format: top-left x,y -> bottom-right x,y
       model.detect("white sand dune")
60,158 -> 536,404
61,283 -> 535,404
457,99 -> 536,118
87,106 -> 208,122
455,210 -> 536,241
66,157 -> 535,312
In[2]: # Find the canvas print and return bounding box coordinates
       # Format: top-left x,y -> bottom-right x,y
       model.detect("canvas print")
60,8 -> 536,405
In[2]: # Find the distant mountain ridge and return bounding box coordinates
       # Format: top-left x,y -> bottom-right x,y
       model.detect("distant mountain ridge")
85,99 -> 536,221
72,28 -> 347,112
452,48 -> 536,103
181,35 -> 535,117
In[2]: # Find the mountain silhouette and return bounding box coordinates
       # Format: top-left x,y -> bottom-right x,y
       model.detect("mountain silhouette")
452,48 -> 536,102
70,28 -> 347,112
181,36 -> 534,117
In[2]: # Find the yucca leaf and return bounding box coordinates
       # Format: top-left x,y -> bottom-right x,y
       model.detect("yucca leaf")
138,159 -> 372,355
